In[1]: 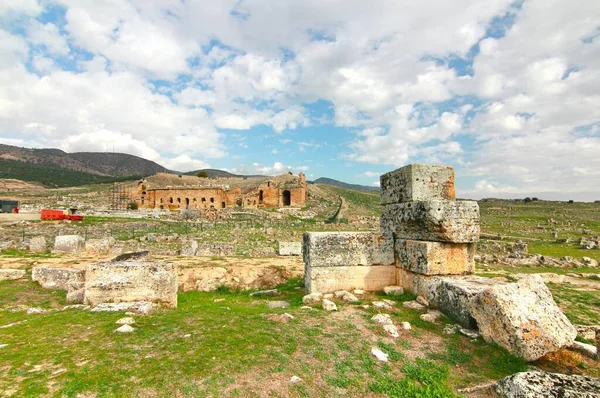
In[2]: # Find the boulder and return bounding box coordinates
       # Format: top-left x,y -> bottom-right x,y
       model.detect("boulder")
84,260 -> 178,308
380,164 -> 455,205
180,240 -> 198,256
495,371 -> 600,398
383,286 -> 404,296
0,269 -> 26,281
85,237 -> 116,255
31,267 -> 85,290
302,293 -> 323,304
381,200 -> 480,243
28,236 -> 47,253
468,275 -> 576,361
66,281 -> 85,304
53,235 -> 85,254
322,299 -> 337,311
278,241 -> 302,256
196,243 -> 235,257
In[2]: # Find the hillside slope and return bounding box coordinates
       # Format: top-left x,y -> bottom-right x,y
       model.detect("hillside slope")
0,144 -> 168,177
312,177 -> 380,192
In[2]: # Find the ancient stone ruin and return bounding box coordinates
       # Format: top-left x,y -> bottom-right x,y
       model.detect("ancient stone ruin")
304,163 -> 577,361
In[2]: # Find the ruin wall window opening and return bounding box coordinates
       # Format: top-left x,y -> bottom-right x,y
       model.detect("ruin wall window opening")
259,190 -> 264,202
221,202 -> 226,209
185,198 -> 190,208
210,197 -> 214,203
169,197 -> 173,204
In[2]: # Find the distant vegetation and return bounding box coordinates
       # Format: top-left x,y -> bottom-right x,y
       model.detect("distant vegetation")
312,177 -> 380,192
0,159 -> 143,188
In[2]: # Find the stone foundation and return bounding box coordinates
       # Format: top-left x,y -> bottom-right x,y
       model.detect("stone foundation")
306,265 -> 396,293
395,240 -> 475,275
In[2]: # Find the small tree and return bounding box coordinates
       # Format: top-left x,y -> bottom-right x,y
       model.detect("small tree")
523,197 -> 532,203
197,171 -> 209,178
127,201 -> 138,210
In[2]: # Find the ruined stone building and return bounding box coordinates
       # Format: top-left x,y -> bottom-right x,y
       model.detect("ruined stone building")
135,172 -> 307,211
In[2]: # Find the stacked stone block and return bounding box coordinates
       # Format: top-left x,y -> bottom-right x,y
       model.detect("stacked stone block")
380,164 -> 479,280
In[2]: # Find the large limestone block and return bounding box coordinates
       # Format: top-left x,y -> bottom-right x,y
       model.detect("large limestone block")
303,232 -> 394,268
84,260 -> 178,308
32,267 -> 85,290
0,269 -> 26,281
468,275 -> 576,361
28,236 -> 47,253
53,235 -> 85,254
395,239 -> 475,275
381,200 -> 480,243
495,371 -> 600,398
85,237 -> 116,255
306,265 -> 396,293
278,241 -> 302,256
196,243 -> 235,257
380,164 -> 455,205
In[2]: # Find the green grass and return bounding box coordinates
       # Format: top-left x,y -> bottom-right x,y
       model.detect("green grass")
548,283 -> 600,324
0,248 -> 57,258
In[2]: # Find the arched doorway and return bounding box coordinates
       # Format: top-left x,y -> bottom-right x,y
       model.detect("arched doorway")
282,190 -> 291,206
259,190 -> 264,202
185,198 -> 190,208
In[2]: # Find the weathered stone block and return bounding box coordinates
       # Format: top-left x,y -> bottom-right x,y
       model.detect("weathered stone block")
495,371 -> 600,398
85,237 -> 116,255
180,240 -> 198,256
306,265 -> 396,293
381,200 -> 480,243
0,269 -> 26,281
468,275 -> 576,361
395,239 -> 475,275
53,235 -> 85,254
196,243 -> 235,257
84,260 -> 178,308
278,241 -> 302,256
32,267 -> 85,290
303,232 -> 394,268
380,164 -> 455,205
28,236 -> 47,253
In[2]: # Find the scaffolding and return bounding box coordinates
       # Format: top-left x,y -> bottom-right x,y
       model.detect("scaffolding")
109,182 -> 131,210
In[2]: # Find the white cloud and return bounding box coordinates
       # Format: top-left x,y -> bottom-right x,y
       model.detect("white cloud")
252,161 -> 308,175
27,21 -> 69,55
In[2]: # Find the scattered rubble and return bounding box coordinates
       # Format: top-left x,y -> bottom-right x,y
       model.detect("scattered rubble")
495,371 -> 600,398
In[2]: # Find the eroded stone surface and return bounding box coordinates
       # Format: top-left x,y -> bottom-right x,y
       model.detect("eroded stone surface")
381,200 -> 480,243
28,236 -> 47,253
53,235 -> 85,254
0,269 -> 26,281
303,232 -> 394,268
468,275 -> 576,361
32,267 -> 85,291
395,240 -> 475,275
380,164 -> 455,205
85,260 -> 178,308
279,241 -> 302,256
85,238 -> 116,255
305,265 -> 396,294
495,371 -> 600,398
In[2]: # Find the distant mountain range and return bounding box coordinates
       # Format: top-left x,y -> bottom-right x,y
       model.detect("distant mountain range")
0,143 -> 379,191
312,177 -> 380,192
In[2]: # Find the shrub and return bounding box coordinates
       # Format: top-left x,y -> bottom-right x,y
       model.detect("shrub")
127,201 -> 138,210
197,171 -> 209,178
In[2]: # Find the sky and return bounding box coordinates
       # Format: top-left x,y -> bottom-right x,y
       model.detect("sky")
0,1 -> 599,201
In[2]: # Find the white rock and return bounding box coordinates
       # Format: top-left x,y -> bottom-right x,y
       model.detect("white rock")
495,371 -> 600,397
116,317 -> 136,325
114,324 -> 135,333
569,341 -> 598,359
334,290 -> 350,299
402,300 -> 427,311
384,286 -> 404,296
0,269 -> 26,281
342,293 -> 359,303
302,293 -> 323,304
0,344 -> 8,349
214,298 -> 225,303
371,347 -> 389,362
353,289 -> 365,295
372,301 -> 392,310
459,329 -> 480,339
416,295 -> 429,307
26,307 -> 47,315
371,314 -> 393,325
382,299 -> 396,307
266,301 -> 290,309
91,302 -> 155,315
383,324 -> 400,338
289,375 -> 302,384
444,324 -> 461,335
323,293 -> 334,300
322,299 -> 337,311
400,322 -> 411,330
282,313 -> 294,320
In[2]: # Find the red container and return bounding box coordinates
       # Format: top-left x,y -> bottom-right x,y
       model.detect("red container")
12,208 -> 19,214
41,209 -> 65,220
69,215 -> 84,221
